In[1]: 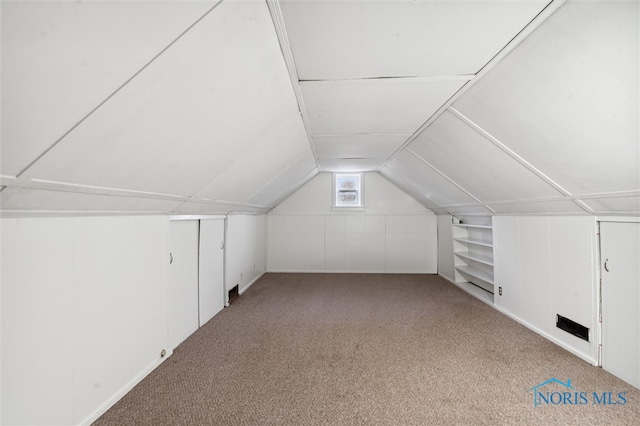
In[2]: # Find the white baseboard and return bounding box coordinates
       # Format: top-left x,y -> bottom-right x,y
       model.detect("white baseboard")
239,271 -> 266,295
438,273 -> 597,367
79,350 -> 173,426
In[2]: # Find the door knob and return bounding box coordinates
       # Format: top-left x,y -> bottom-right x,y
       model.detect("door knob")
604,258 -> 610,272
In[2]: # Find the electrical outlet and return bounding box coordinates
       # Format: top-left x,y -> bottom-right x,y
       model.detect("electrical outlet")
499,287 -> 503,296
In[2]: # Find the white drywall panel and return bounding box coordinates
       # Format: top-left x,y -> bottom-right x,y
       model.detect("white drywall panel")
24,1 -> 300,199
493,215 -> 597,363
269,173 -> 333,214
318,158 -> 386,172
267,215 -> 325,272
489,200 -> 585,214
244,153 -> 318,207
453,1 -> 639,196
365,173 -> 433,214
437,215 -> 455,281
314,134 -> 409,159
581,196 -> 640,214
386,215 -> 437,273
226,215 -> 266,295
268,173 -> 436,273
379,168 -> 443,211
1,1 -> 214,176
1,216 -> 169,426
383,151 -> 479,207
409,111 -> 562,202
302,78 -> 468,135
193,115 -> 311,203
280,0 -> 548,80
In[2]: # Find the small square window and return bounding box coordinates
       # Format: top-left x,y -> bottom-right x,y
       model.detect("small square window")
334,173 -> 363,208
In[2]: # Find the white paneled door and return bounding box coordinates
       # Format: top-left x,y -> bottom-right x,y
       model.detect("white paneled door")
169,220 -> 200,350
601,222 -> 640,388
198,219 -> 225,326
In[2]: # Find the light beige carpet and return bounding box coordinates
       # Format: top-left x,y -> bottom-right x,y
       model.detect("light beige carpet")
93,273 -> 639,425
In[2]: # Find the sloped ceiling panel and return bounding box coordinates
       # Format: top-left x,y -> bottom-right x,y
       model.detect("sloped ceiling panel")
280,0 -> 550,80
317,159 -> 387,172
244,153 -> 318,207
301,78 -> 469,136
409,110 -> 564,202
1,0 -> 314,215
383,151 -> 480,208
314,135 -> 409,160
276,0 -> 554,176
22,1 -> 301,195
452,0 -> 639,208
490,200 -> 586,214
379,168 -> 444,212
191,114 -> 310,204
580,196 -> 640,215
1,0 -> 215,177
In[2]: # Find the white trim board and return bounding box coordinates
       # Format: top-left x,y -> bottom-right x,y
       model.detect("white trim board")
79,351 -> 173,426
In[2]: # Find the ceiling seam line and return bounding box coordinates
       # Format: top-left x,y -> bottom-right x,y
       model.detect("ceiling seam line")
378,169 -> 446,212
376,0 -> 565,173
14,0 -> 226,180
299,75 -> 475,83
266,0 -> 320,169
448,106 -> 574,197
375,79 -> 473,172
404,148 -> 495,214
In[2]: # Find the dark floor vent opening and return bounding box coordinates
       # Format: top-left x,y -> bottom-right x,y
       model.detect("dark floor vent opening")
228,285 -> 239,304
556,314 -> 589,341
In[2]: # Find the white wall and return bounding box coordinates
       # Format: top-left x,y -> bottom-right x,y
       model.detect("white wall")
267,173 -> 437,273
493,216 -> 598,363
1,216 -> 169,426
225,214 -> 266,296
437,215 -> 455,281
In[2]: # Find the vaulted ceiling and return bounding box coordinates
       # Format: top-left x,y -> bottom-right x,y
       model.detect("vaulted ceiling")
1,0 -> 638,217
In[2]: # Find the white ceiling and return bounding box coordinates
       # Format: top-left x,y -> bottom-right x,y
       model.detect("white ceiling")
1,0 -> 638,217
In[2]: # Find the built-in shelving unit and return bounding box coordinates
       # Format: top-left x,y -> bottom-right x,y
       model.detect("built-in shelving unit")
452,216 -> 495,304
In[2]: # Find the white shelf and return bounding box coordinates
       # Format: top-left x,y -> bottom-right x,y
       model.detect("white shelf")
454,251 -> 494,266
452,215 -> 495,303
453,237 -> 493,248
456,265 -> 494,286
453,223 -> 492,229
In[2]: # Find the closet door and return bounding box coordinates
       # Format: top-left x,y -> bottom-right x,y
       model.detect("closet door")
601,221 -> 640,388
199,219 -> 225,326
169,220 -> 200,350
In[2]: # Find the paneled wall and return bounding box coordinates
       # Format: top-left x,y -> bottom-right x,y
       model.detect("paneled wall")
493,216 -> 598,363
1,216 -> 169,426
437,215 -> 455,281
225,214 -> 266,296
267,173 -> 437,273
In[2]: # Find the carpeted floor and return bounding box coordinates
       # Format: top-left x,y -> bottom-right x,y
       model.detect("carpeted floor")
93,273 -> 640,425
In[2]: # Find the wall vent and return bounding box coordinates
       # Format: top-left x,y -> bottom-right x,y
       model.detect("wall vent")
228,284 -> 239,304
556,314 -> 589,342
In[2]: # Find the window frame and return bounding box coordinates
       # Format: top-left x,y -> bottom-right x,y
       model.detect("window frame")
333,172 -> 364,209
